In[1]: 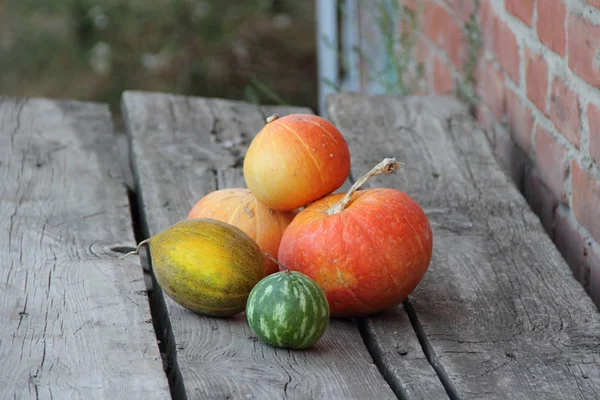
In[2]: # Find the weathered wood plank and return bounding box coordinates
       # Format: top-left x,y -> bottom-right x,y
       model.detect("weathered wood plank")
0,97 -> 170,399
327,93 -> 600,400
122,91 -> 398,399
358,307 -> 450,400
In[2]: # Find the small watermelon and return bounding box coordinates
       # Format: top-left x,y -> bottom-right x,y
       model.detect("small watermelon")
246,270 -> 329,349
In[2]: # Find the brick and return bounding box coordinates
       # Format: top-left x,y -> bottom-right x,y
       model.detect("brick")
506,88 -> 534,153
444,0 -> 477,22
534,125 -> 568,202
572,160 -> 600,243
506,0 -> 534,27
415,36 -> 430,65
589,103 -> 600,165
568,14 -> 600,88
537,0 -> 567,57
549,78 -> 580,148
587,0 -> 600,9
523,167 -> 558,236
403,0 -> 418,11
525,47 -> 548,113
554,210 -> 589,283
476,59 -> 505,119
414,37 -> 432,94
423,2 -> 466,69
588,246 -> 600,308
480,0 -> 495,49
495,19 -> 520,83
433,55 -> 454,94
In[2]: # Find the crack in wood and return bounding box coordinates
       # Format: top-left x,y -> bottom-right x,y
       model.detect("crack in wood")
122,144 -> 187,399
356,317 -> 414,400
403,298 -> 460,400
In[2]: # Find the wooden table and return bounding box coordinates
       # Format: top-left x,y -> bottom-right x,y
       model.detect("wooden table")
2,92 -> 599,399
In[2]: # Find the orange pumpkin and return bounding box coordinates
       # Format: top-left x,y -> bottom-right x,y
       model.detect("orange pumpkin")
277,159 -> 432,317
243,114 -> 351,211
188,188 -> 297,276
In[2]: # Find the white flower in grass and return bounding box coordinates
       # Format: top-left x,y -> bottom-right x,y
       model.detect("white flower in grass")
89,41 -> 111,75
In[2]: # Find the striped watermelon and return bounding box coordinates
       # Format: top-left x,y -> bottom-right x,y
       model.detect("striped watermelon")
246,270 -> 329,349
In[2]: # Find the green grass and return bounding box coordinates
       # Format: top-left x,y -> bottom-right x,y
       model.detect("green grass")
0,0 -> 317,114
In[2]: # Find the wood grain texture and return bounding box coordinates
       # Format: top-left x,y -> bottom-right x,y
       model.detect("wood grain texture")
327,93 -> 600,400
358,307 -> 450,400
0,97 -> 170,399
122,91 -> 398,399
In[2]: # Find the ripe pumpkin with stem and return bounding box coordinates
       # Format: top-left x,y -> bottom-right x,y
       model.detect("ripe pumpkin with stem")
278,158 -> 433,318
243,113 -> 351,211
187,188 -> 297,276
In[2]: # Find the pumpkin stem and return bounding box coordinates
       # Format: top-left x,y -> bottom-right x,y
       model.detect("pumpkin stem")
266,114 -> 279,123
119,238 -> 152,259
265,252 -> 291,274
325,157 -> 401,215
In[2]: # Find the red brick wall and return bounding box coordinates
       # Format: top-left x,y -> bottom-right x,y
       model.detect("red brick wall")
403,0 -> 600,306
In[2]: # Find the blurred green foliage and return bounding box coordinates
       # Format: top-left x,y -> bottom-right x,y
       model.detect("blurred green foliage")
0,0 -> 317,114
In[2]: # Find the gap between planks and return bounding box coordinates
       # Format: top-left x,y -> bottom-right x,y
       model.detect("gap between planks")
117,115 -> 186,400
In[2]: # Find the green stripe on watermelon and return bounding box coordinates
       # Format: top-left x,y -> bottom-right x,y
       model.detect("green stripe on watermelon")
246,269 -> 329,350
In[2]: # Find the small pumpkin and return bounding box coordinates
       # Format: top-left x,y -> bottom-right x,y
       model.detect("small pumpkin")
243,114 -> 351,211
187,188 -> 297,276
124,218 -> 265,317
278,158 -> 433,318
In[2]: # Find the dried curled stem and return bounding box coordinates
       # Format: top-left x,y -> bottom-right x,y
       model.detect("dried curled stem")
119,237 -> 151,259
266,114 -> 279,123
325,158 -> 401,215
